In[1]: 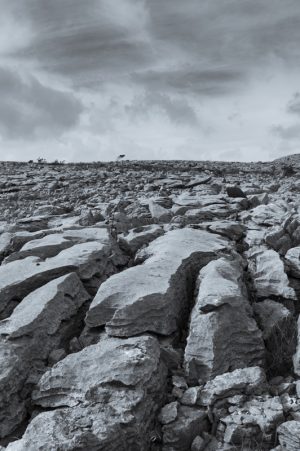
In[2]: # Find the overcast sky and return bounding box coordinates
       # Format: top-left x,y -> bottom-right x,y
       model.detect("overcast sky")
1,0 -> 300,162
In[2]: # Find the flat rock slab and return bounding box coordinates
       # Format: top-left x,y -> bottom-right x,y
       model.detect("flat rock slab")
86,228 -> 230,336
184,204 -> 234,221
185,175 -> 211,188
248,247 -> 296,300
4,233 -> 74,263
0,238 -> 115,319
174,193 -> 226,208
4,227 -> 111,263
5,335 -> 168,450
184,257 -> 265,384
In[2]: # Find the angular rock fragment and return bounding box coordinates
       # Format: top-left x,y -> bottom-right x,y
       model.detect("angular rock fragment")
86,229 -> 229,336
0,232 -> 13,261
184,257 -> 265,384
219,396 -> 284,448
0,273 -> 90,345
161,405 -> 208,451
206,220 -> 246,241
0,237 -> 119,319
277,420 -> 300,451
254,300 -> 297,375
265,227 -> 292,256
118,224 -> 164,255
249,203 -> 290,227
285,246 -> 300,278
148,199 -> 172,222
158,401 -> 179,425
184,204 -> 234,221
186,175 -> 211,187
4,233 -> 74,263
6,335 -> 167,450
0,274 -> 90,438
173,193 -> 226,208
198,367 -> 266,407
226,185 -> 246,198
248,247 -> 296,300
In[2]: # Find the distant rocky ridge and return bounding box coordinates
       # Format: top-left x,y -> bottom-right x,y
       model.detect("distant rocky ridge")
0,155 -> 299,450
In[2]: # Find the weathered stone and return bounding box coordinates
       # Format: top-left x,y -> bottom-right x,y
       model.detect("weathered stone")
33,334 -> 166,407
162,405 -> 208,451
254,300 -> 297,375
184,257 -> 265,383
226,185 -> 246,198
158,401 -> 179,425
250,203 -> 290,227
4,227 -> 112,263
0,273 -> 90,345
86,229 -> 229,336
186,175 -> 211,188
248,247 -> 296,300
191,435 -> 206,451
181,387 -> 201,406
220,396 -> 284,448
285,246 -> 300,278
0,274 -> 90,438
118,224 -> 164,255
0,238 -> 118,319
265,228 -> 292,255
277,420 -> 300,451
198,367 -> 266,406
207,220 -> 246,241
184,204 -> 234,221
148,199 -> 172,222
0,343 -> 26,438
4,335 -> 168,450
248,192 -> 269,208
0,232 -> 13,261
3,233 -> 74,262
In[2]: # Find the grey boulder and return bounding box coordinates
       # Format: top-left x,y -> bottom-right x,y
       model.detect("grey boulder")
86,228 -> 230,337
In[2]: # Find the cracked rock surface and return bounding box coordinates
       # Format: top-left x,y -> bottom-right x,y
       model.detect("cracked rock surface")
0,156 -> 300,450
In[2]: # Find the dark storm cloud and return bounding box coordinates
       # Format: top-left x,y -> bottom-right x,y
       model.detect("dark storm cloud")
8,0 -> 153,82
0,67 -> 83,140
1,0 -> 300,160
145,0 -> 300,66
132,68 -> 244,96
5,0 -> 300,91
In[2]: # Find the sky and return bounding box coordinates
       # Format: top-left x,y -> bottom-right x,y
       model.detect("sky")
1,0 -> 300,162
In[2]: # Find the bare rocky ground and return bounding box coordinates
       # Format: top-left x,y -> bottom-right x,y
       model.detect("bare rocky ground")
0,155 -> 300,450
